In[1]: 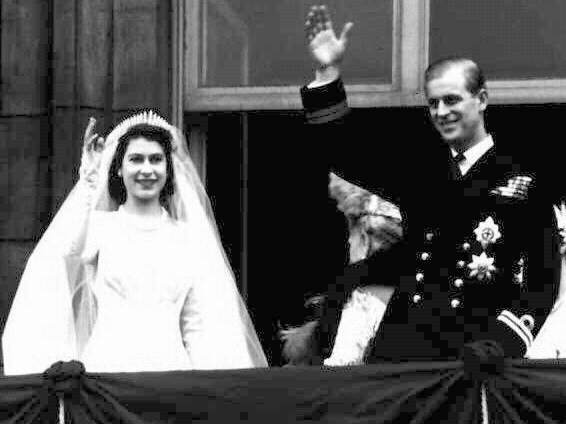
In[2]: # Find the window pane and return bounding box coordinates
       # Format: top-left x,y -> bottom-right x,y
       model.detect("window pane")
187,113 -> 244,281
430,0 -> 566,80
199,0 -> 394,87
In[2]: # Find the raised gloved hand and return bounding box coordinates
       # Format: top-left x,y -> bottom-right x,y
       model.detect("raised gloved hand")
79,117 -> 106,187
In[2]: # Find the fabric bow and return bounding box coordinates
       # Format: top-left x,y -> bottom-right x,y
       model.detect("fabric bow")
461,340 -> 505,383
43,360 -> 85,398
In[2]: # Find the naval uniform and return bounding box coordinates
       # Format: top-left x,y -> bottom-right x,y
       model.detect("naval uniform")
300,78 -> 555,362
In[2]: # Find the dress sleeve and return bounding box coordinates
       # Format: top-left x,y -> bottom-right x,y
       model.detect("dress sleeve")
179,221 -> 267,369
180,277 -> 267,369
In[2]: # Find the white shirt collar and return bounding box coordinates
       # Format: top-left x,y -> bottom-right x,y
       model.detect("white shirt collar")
450,135 -> 494,176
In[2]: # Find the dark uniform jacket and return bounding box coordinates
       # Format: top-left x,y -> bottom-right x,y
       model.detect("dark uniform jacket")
300,78 -> 556,361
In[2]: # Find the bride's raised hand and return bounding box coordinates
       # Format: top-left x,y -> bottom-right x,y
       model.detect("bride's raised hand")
80,117 -> 106,185
306,5 -> 353,68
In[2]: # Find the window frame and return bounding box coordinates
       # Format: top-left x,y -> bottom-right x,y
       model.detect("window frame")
179,0 -> 566,112
183,0 -> 418,111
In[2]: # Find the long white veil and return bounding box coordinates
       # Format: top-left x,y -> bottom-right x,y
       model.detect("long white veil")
2,111 -> 268,375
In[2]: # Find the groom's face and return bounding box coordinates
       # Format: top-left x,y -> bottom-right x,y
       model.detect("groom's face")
426,65 -> 487,150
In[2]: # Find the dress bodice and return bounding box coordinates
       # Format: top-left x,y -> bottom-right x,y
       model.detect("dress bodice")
80,208 -> 198,372
93,208 -> 193,307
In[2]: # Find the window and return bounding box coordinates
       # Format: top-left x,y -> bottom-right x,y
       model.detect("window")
180,0 -> 566,111
198,0 -> 394,87
184,0 -> 417,110
429,0 -> 566,104
430,0 -> 566,80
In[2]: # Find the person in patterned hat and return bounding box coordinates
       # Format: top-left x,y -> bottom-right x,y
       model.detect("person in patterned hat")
281,5 -> 556,365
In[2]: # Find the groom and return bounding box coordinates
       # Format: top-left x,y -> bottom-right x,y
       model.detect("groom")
285,5 -> 556,364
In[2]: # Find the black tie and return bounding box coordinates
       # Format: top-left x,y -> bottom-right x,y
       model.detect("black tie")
451,153 -> 466,180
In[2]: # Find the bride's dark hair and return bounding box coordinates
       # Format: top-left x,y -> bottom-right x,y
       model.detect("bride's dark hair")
108,124 -> 175,205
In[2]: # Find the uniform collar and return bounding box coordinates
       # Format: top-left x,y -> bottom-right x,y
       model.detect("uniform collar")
450,135 -> 494,176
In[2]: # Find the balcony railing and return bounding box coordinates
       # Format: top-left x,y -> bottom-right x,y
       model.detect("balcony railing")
2,356 -> 565,423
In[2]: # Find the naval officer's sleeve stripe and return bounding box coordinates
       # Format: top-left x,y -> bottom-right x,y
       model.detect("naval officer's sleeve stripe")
497,310 -> 533,348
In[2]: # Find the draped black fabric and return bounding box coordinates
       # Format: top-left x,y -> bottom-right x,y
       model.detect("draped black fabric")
2,357 -> 566,423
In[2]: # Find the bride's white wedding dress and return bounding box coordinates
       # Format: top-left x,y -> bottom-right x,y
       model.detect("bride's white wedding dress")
79,208 -> 198,372
79,207 -> 260,372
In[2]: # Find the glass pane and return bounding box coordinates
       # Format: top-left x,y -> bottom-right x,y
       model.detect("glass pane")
199,0 -> 394,87
430,0 -> 566,80
186,113 -> 244,280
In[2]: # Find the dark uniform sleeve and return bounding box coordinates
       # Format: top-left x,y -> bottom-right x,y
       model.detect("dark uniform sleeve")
300,78 -> 412,358
300,78 -> 409,292
300,78 -> 407,200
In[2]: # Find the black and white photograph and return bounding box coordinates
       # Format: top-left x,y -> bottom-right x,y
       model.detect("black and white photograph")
0,1 -> 566,422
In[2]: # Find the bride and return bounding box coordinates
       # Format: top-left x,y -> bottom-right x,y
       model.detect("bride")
2,111 -> 268,374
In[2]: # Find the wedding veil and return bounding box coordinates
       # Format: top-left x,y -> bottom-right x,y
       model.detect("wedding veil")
2,111 -> 268,375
